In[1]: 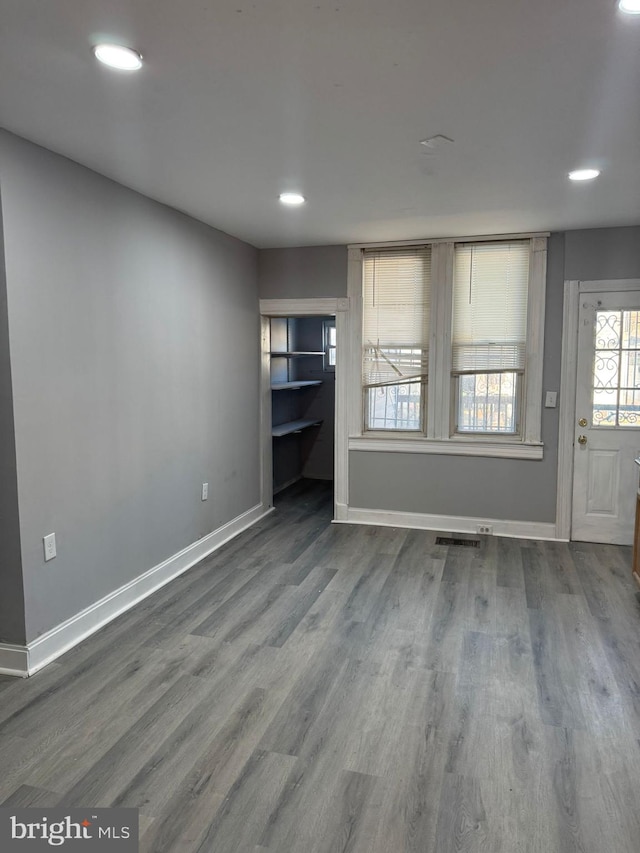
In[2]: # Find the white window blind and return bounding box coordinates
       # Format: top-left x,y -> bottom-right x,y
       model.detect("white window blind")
452,241 -> 529,374
362,247 -> 431,387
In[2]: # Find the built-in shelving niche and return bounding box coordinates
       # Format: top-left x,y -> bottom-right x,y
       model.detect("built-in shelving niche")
269,316 -> 334,493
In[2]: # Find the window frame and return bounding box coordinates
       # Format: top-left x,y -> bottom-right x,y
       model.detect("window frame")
365,375 -> 426,433
323,318 -> 336,372
452,371 -> 523,436
347,234 -> 548,460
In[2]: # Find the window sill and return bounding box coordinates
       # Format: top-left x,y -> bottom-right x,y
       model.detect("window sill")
348,435 -> 544,460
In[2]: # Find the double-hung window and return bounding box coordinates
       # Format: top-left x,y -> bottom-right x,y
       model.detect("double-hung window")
452,241 -> 529,435
353,235 -> 547,458
363,247 -> 431,431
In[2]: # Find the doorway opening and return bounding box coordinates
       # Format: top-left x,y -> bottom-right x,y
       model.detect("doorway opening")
270,314 -> 335,496
260,301 -> 342,517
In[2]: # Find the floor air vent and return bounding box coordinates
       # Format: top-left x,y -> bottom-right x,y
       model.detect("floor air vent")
436,536 -> 480,548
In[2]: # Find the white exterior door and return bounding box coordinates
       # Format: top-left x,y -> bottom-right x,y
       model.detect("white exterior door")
572,290 -> 640,545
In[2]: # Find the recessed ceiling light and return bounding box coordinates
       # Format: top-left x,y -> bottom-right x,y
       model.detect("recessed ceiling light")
619,0 -> 640,14
279,192 -> 306,206
568,168 -> 601,182
93,44 -> 143,71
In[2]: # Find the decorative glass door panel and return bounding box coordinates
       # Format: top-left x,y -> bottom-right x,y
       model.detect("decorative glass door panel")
592,309 -> 640,428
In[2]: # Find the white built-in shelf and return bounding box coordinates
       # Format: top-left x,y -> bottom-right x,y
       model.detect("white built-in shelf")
271,381 -> 323,391
269,351 -> 325,357
272,418 -> 323,438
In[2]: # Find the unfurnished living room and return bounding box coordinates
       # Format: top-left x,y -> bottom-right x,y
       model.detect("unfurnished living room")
1,1 -> 640,851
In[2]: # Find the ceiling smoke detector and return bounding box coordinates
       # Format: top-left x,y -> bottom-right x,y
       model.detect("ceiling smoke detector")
420,134 -> 454,150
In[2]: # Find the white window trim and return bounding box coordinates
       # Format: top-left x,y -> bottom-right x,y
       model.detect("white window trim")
346,233 -> 548,460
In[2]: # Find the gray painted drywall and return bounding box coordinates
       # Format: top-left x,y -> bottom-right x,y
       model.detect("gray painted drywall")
0,186 -> 26,644
565,227 -> 640,281
349,232 -> 565,522
258,246 -> 347,299
258,227 -> 640,523
0,130 -> 260,642
349,451 -> 557,522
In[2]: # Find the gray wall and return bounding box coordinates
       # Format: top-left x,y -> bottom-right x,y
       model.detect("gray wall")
565,226 -> 640,281
0,188 -> 26,644
258,246 -> 348,299
0,131 -> 260,642
257,227 -> 640,524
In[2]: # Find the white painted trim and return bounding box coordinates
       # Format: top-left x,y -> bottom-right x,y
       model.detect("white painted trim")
523,237 -> 547,444
556,280 -> 580,540
0,645 -> 29,678
348,231 -> 550,250
429,243 -> 454,439
334,501 -> 349,522
259,297 -> 348,317
338,506 -> 560,541
348,436 -> 543,459
334,306 -> 351,513
260,316 -> 273,510
344,248 -> 364,509
578,279 -> 640,293
13,503 -> 271,677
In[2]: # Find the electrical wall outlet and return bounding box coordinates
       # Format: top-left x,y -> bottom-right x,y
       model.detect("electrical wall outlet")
476,524 -> 493,535
201,482 -> 209,501
43,532 -> 56,562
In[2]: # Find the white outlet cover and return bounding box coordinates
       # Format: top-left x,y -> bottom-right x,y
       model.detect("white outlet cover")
201,483 -> 209,501
43,532 -> 56,561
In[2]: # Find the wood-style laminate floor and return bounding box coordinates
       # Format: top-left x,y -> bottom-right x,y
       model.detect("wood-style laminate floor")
2,479 -> 640,852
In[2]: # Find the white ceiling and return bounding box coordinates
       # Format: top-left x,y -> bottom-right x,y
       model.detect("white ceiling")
1,0 -> 639,248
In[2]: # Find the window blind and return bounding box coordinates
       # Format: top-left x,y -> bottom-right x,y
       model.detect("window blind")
452,241 -> 529,374
362,247 -> 431,387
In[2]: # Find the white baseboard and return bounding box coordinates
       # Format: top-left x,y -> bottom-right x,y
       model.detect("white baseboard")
334,501 -> 349,522
335,505 -> 559,541
0,502 -> 272,678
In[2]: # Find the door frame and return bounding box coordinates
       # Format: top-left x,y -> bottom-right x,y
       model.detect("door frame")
556,279 -> 640,540
259,297 -> 350,519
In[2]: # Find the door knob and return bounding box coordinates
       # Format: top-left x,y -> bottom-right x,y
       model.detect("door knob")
578,417 -> 588,427
577,435 -> 587,445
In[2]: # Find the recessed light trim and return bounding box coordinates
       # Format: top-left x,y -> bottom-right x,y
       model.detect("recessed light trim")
279,192 -> 306,206
568,168 -> 601,182
619,0 -> 640,14
93,44 -> 143,71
